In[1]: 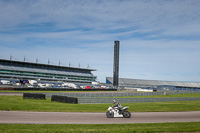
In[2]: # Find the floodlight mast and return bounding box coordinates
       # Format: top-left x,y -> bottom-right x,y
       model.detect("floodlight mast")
113,40 -> 120,90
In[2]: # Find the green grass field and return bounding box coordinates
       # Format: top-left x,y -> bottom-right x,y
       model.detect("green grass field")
1,93 -> 200,133
0,95 -> 200,112
0,122 -> 200,133
1,90 -> 200,98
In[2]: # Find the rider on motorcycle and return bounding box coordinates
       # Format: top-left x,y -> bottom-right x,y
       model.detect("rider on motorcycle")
113,100 -> 123,110
106,100 -> 131,118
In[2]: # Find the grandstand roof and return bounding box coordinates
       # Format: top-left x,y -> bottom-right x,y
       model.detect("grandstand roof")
106,77 -> 200,88
0,58 -> 97,83
0,58 -> 96,71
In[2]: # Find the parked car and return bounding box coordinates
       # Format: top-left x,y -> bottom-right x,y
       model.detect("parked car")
85,86 -> 93,89
25,83 -> 33,88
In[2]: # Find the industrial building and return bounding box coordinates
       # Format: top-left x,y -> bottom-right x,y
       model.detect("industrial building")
0,58 -> 97,84
106,77 -> 200,90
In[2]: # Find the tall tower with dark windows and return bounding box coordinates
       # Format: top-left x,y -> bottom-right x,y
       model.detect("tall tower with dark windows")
113,40 -> 120,89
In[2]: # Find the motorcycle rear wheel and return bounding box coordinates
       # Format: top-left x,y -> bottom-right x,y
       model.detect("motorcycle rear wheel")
123,111 -> 131,118
106,111 -> 114,118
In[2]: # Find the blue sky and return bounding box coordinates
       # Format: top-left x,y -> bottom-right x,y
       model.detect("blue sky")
0,0 -> 200,83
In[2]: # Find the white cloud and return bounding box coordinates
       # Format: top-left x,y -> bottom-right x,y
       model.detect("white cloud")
1,0 -> 200,35
0,0 -> 200,82
119,39 -> 200,81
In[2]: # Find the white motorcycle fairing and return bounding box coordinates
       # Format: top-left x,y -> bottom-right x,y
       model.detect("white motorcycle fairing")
107,106 -> 130,118
108,106 -> 123,118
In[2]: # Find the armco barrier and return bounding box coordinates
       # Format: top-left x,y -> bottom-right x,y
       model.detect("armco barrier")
51,95 -> 78,104
45,92 -> 165,98
23,93 -> 46,100
78,97 -> 200,103
45,91 -> 200,98
42,91 -> 200,103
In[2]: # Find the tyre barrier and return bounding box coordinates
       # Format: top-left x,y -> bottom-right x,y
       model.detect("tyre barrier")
23,93 -> 46,100
51,95 -> 78,104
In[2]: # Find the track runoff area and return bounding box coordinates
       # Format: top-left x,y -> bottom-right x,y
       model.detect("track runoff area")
0,91 -> 200,124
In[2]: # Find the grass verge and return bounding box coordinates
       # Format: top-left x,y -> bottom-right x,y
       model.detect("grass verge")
1,90 -> 200,98
0,95 -> 200,112
0,122 -> 200,133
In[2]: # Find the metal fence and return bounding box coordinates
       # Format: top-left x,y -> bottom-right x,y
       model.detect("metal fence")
45,92 -> 163,98
45,91 -> 200,98
43,91 -> 200,103
78,97 -> 200,103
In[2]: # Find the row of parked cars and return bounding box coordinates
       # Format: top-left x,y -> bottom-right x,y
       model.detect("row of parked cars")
0,79 -> 114,89
24,83 -> 114,89
24,82 -> 78,89
0,80 -> 19,86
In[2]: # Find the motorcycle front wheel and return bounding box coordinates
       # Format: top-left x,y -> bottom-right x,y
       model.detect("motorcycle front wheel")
106,111 -> 114,118
123,111 -> 131,118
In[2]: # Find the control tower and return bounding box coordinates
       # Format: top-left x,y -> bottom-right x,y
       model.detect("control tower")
113,41 -> 120,89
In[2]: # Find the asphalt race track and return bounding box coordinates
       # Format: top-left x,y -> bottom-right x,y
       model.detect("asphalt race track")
0,111 -> 200,124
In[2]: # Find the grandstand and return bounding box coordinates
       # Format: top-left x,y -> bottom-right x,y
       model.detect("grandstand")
106,77 -> 200,90
0,58 -> 97,84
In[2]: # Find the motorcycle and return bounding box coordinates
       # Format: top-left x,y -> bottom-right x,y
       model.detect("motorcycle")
106,106 -> 131,118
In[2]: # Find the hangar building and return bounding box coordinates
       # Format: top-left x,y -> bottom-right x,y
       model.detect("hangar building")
0,58 -> 97,84
106,77 -> 200,90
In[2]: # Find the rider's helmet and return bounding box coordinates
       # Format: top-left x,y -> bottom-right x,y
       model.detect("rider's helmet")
113,100 -> 116,104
